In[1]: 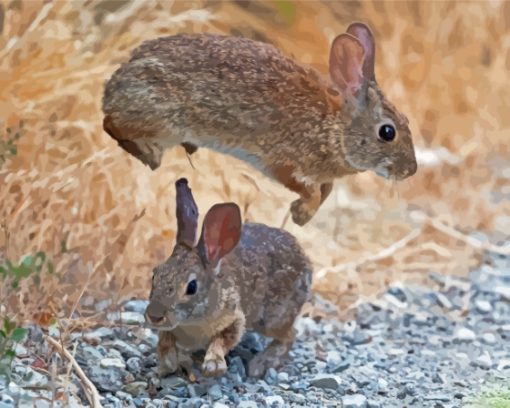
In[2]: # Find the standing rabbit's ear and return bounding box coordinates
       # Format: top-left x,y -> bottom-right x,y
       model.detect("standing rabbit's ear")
175,178 -> 199,248
198,203 -> 241,268
346,22 -> 376,81
329,33 -> 366,96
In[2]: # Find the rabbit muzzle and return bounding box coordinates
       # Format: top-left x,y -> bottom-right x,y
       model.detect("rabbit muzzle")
144,301 -> 178,330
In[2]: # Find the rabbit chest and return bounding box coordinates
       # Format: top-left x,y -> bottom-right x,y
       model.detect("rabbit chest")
170,308 -> 242,351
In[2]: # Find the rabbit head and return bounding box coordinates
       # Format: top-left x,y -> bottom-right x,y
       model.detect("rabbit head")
330,22 -> 417,180
144,178 -> 242,330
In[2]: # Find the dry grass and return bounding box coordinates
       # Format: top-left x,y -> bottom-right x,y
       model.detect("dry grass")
0,0 -> 509,326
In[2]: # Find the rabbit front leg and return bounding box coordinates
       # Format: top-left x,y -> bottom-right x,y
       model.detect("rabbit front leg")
202,314 -> 245,377
157,331 -> 193,377
270,164 -> 331,226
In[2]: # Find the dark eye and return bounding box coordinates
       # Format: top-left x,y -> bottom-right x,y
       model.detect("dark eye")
186,279 -> 198,295
378,124 -> 396,142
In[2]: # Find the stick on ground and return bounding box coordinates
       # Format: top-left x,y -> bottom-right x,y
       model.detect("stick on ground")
45,335 -> 103,408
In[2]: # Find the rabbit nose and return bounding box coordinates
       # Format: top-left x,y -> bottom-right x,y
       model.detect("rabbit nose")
144,302 -> 166,325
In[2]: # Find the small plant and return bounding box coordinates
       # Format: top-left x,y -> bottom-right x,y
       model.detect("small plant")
465,384 -> 510,408
0,252 -> 53,380
0,318 -> 27,381
0,120 -> 24,167
0,251 -> 53,289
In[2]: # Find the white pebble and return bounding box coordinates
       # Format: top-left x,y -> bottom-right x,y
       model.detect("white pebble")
482,332 -> 497,345
265,395 -> 285,406
342,393 -> 368,408
455,327 -> 476,341
100,358 -> 126,369
475,299 -> 492,313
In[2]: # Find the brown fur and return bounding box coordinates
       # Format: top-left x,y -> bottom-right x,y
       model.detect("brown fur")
145,179 -> 312,378
102,23 -> 417,225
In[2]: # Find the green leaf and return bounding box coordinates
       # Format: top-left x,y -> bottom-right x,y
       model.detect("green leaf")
34,252 -> 46,272
9,146 -> 16,156
0,330 -> 6,339
3,318 -> 14,335
11,280 -> 18,289
10,328 -> 27,343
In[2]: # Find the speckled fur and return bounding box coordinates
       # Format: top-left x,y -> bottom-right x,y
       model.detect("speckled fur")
145,181 -> 312,378
102,23 -> 417,225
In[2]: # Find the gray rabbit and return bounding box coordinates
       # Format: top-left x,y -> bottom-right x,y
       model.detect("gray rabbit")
144,178 -> 312,378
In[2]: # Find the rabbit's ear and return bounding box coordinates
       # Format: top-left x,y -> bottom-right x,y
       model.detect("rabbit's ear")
346,22 -> 376,81
329,33 -> 366,96
175,178 -> 199,248
198,203 -> 241,268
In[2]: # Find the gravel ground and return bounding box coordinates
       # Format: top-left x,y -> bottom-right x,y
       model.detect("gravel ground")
1,250 -> 509,408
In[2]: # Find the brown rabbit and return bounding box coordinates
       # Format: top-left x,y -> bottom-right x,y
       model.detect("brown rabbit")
103,22 -> 417,226
144,178 -> 312,378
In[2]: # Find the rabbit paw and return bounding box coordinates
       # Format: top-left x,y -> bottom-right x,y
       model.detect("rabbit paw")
202,357 -> 227,377
290,199 -> 315,226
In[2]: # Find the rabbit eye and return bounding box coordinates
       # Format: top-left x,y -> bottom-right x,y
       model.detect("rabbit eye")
378,124 -> 396,142
186,279 -> 198,295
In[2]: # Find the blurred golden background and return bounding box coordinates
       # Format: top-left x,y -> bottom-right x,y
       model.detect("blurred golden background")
1,0 -> 509,325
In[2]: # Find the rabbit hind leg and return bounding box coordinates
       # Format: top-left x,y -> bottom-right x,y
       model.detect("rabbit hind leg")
247,324 -> 296,378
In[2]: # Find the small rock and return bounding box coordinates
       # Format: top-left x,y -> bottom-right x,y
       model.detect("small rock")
497,359 -> 510,370
475,299 -> 493,314
264,367 -> 278,385
265,395 -> 285,407
342,394 -> 367,408
424,394 -> 450,402
124,299 -> 149,314
377,378 -> 389,393
100,358 -> 126,369
112,339 -> 143,359
123,381 -> 147,396
121,312 -> 145,325
326,350 -> 343,366
15,344 -> 28,356
213,403 -> 229,408
277,372 -> 289,383
237,402 -> 258,408
342,331 -> 372,346
126,357 -> 142,375
367,400 -> 381,408
436,292 -> 453,309
115,390 -> 132,400
108,312 -> 145,325
87,367 -> 124,392
454,327 -> 476,341
207,384 -> 222,401
494,286 -> 510,301
472,352 -> 492,369
84,327 -> 114,341
482,332 -> 497,345
80,345 -> 105,361
309,374 -> 341,390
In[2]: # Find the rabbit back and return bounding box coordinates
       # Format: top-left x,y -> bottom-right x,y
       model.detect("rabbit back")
225,222 -> 312,335
102,34 -> 340,171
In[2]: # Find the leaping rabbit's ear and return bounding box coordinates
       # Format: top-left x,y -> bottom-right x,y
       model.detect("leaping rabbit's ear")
198,203 -> 241,268
329,33 -> 366,96
175,178 -> 199,248
346,22 -> 376,81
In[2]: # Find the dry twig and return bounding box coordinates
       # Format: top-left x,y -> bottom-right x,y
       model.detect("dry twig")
45,335 -> 103,408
